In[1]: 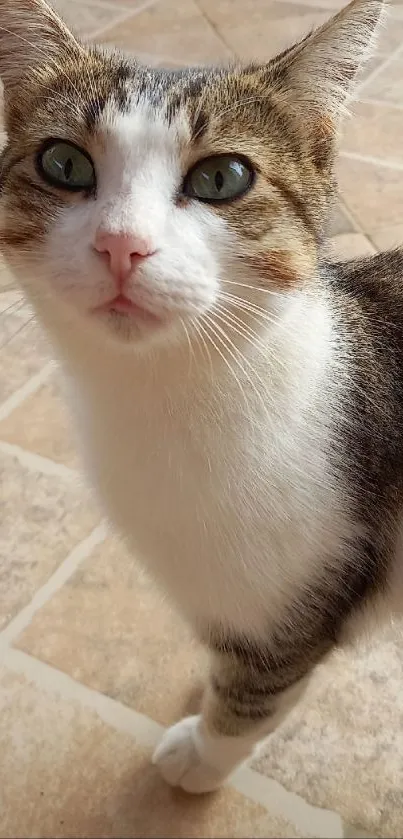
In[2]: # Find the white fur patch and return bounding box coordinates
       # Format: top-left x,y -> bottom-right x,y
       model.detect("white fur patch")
152,715 -> 252,792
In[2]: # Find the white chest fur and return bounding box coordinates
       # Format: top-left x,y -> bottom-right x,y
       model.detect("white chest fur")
51,294 -> 348,640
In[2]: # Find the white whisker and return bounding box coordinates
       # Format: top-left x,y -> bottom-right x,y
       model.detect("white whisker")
214,302 -> 268,354
198,315 -> 253,423
221,279 -> 287,300
220,291 -> 280,325
191,319 -> 215,382
201,311 -> 272,425
180,316 -> 195,378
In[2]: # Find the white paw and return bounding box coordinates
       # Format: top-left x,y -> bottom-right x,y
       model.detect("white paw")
152,716 -> 229,794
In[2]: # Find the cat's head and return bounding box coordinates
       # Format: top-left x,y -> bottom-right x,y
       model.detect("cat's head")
0,0 -> 384,348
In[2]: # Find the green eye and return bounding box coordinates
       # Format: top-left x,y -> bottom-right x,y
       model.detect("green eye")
184,154 -> 254,203
38,140 -> 95,191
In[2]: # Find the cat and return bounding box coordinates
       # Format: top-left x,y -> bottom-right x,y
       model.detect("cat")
0,0 -> 400,795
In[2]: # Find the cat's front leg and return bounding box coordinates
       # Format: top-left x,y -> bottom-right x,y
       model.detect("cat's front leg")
153,635 -> 326,793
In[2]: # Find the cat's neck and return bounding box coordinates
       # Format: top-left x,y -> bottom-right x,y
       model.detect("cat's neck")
29,277 -> 332,413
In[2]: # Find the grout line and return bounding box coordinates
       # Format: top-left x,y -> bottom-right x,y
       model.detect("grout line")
0,647 -> 372,839
0,440 -> 79,480
0,523 -> 107,650
357,41 -> 403,94
68,0 -> 138,12
339,150 -> 403,172
335,197 -> 363,235
0,361 -> 54,422
2,648 -> 162,749
358,97 -> 403,111
231,766 -> 345,839
88,0 -> 162,42
192,0 -> 236,56
88,6 -> 143,41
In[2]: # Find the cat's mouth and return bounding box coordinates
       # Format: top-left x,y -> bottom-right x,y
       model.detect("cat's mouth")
93,293 -> 163,324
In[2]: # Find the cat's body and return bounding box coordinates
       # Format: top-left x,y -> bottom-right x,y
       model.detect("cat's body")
37,248 -> 403,645
55,281 -> 338,641
0,0 -> 400,793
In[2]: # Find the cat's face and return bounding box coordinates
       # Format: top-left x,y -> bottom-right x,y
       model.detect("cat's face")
0,0 -> 383,348
0,55 -> 325,348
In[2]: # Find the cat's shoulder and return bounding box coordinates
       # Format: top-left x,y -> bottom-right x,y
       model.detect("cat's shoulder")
327,248 -> 403,361
328,248 -> 403,308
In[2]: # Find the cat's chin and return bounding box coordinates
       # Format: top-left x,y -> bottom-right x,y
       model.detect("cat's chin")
90,305 -> 173,347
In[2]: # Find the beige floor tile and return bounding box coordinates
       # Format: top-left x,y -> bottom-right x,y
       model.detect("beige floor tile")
49,0 -> 130,39
357,53 -> 390,84
277,0 -> 401,14
361,59 -> 403,105
341,101 -> 403,166
206,0 -> 330,61
74,0 -> 149,9
197,0 -> 309,30
370,224 -> 403,251
0,257 -> 16,291
0,374 -> 80,470
328,201 -> 357,237
198,0 -> 400,61
336,156 -> 403,233
17,536 -> 207,726
0,319 -> 52,405
0,450 -> 100,630
0,290 -> 24,316
376,16 -> 403,52
106,0 -> 158,5
270,0 -> 345,8
0,296 -> 35,352
0,664 -> 278,839
101,0 -> 232,64
252,813 -> 306,838
330,233 -> 376,260
253,628 -> 403,838
132,52 -> 190,67
389,0 -> 403,18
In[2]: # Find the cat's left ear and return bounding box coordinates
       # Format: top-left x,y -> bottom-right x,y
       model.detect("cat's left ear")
272,0 -> 385,129
0,0 -> 80,97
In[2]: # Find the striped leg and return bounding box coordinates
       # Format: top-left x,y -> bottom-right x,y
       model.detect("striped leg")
153,635 -> 329,793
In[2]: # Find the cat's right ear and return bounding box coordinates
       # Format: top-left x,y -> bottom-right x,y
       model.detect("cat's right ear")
0,0 -> 80,96
274,0 -> 385,122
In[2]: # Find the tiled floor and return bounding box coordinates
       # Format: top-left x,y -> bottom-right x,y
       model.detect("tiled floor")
1,0 -> 403,836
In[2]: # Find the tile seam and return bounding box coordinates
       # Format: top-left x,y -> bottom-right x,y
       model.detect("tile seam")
0,439 -> 80,479
0,361 -> 54,422
357,40 -> 403,92
1,648 -> 373,839
339,149 -> 403,171
88,0 -> 163,42
0,523 -> 107,649
358,97 -> 403,111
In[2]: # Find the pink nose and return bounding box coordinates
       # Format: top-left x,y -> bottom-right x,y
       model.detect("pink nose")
94,230 -> 155,284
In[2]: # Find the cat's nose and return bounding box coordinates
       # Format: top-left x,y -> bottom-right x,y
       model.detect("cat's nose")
94,230 -> 155,284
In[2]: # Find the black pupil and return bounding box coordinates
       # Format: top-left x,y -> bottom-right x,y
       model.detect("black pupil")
214,170 -> 224,192
64,157 -> 73,181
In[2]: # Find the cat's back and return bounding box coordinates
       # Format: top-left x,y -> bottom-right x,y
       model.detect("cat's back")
328,248 -> 403,378
326,247 -> 403,499
329,248 -> 403,338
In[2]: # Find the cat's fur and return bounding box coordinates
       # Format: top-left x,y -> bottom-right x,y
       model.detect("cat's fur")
0,0 -> 400,793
